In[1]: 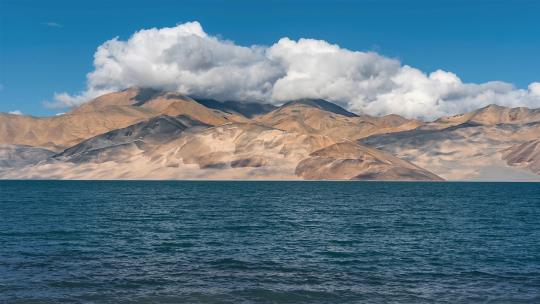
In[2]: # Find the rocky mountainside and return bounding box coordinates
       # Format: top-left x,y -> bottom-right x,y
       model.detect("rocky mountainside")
433,104 -> 540,127
0,88 -> 243,151
255,99 -> 421,141
1,88 -> 539,180
502,139 -> 540,175
0,145 -> 55,169
361,105 -> 540,180
296,142 -> 442,181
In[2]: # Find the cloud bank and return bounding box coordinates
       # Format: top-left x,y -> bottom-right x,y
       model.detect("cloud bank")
50,21 -> 540,119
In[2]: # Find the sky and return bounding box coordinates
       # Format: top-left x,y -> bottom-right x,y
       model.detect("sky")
0,0 -> 539,118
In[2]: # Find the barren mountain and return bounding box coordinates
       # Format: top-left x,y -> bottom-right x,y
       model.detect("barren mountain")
194,98 -> 277,118
361,105 -> 540,180
5,119 -> 442,180
0,87 -> 243,151
503,139 -> 540,174
0,145 -> 55,170
54,115 -> 210,164
430,105 -> 540,129
256,99 -> 422,141
0,107 -> 151,151
296,142 -> 443,181
1,89 -> 539,181
5,122 -> 336,179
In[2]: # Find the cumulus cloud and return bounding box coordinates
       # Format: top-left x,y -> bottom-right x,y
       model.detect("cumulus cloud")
9,110 -> 22,115
49,21 -> 540,119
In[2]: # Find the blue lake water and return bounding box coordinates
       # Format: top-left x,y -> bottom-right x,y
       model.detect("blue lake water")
1,181 -> 539,303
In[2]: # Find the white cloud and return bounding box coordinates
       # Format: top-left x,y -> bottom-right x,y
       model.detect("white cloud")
9,110 -> 22,115
529,82 -> 540,96
49,21 -> 540,120
44,22 -> 62,28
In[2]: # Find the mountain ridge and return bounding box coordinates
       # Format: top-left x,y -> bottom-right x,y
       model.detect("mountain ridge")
1,88 -> 539,180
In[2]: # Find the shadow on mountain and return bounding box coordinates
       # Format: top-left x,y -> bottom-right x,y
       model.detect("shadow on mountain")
280,99 -> 358,117
56,115 -> 209,163
194,98 -> 277,118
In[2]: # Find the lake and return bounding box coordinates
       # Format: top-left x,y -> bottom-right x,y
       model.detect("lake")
1,181 -> 539,303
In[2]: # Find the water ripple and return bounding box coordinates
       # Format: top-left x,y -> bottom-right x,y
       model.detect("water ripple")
1,181 -> 539,303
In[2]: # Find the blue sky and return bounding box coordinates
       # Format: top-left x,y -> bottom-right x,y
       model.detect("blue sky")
1,0 -> 539,116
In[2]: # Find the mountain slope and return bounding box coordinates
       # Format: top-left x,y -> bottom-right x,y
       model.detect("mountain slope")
4,122 -> 335,179
361,109 -> 540,180
256,98 -> 422,141
0,145 -> 55,170
194,98 -> 277,118
0,107 -> 152,151
2,118 -> 440,180
432,105 -> 540,128
0,88 -> 243,151
296,141 -> 443,180
280,99 -> 359,117
2,88 -> 538,181
55,115 -> 210,164
503,139 -> 540,174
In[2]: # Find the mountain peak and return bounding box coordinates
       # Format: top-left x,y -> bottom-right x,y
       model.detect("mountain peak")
433,104 -> 540,126
480,104 -> 506,110
127,87 -> 164,105
3,88 -> 540,181
280,98 -> 358,117
470,104 -> 540,125
192,98 -> 277,118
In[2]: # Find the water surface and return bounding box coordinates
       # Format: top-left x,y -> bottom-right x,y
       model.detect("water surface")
1,181 -> 539,303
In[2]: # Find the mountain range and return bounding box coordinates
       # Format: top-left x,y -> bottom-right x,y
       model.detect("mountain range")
1,87 -> 539,181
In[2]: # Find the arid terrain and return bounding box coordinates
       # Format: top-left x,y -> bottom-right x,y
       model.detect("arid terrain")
1,88 -> 539,180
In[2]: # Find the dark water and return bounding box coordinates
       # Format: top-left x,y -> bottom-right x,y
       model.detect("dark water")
1,181 -> 539,303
